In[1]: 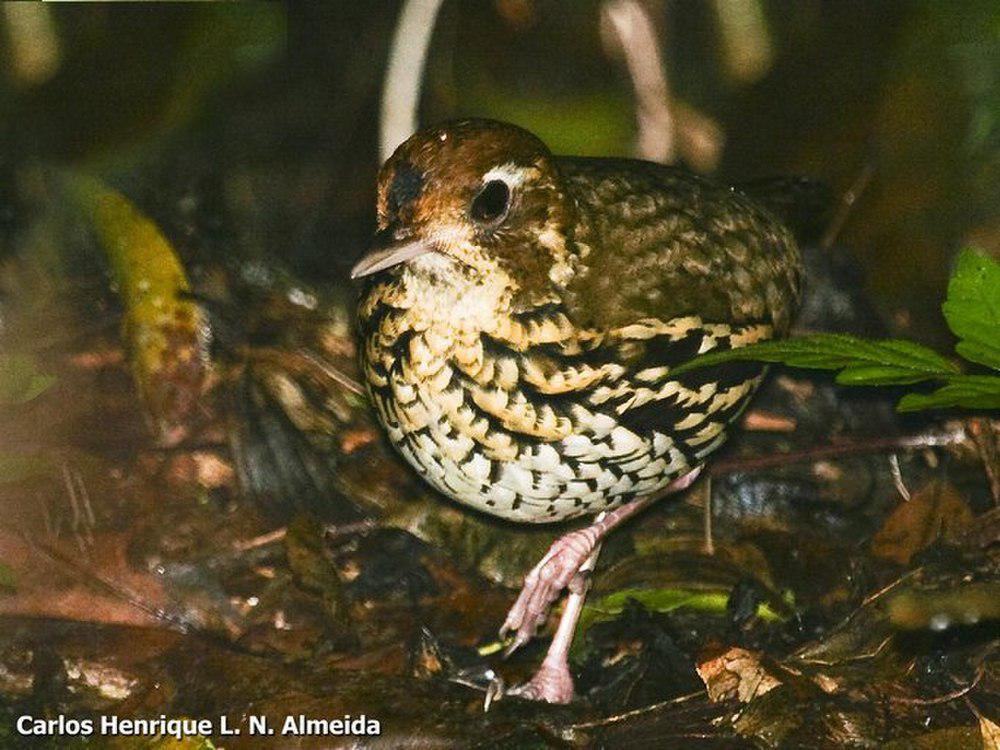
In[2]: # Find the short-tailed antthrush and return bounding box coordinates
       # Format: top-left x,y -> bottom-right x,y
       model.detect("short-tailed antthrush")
351,119 -> 802,703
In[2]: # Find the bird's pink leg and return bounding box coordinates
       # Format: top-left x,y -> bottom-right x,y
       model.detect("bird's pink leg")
501,466 -> 703,704
505,539 -> 601,703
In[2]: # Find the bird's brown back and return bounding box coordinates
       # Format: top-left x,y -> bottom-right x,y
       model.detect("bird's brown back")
557,156 -> 801,335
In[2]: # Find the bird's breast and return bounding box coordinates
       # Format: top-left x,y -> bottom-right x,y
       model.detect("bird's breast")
357,273 -> 763,523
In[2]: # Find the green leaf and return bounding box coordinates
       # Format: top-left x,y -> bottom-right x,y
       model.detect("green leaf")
942,248 -> 1000,370
670,333 -> 960,386
578,586 -> 785,640
0,354 -> 56,406
837,365 -> 928,386
897,375 -> 1000,411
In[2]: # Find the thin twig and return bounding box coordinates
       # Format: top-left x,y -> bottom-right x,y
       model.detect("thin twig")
702,476 -> 715,555
567,689 -> 705,730
888,453 -> 911,501
710,425 -> 969,476
601,0 -> 675,163
61,463 -> 87,554
797,634 -> 895,667
19,531 -> 198,634
73,467 -> 96,545
380,0 -> 447,162
967,418 -> 1000,506
231,528 -> 286,553
239,346 -> 365,397
821,160 -> 875,250
229,520 -> 374,555
890,662 -> 986,705
861,567 -> 922,608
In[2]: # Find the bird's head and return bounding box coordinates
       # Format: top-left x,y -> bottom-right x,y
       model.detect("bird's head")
351,119 -> 576,297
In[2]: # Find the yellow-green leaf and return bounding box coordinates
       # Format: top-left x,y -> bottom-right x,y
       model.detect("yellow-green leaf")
67,174 -> 208,444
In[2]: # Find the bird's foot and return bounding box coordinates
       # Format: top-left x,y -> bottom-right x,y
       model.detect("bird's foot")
508,658 -> 575,704
499,526 -> 599,654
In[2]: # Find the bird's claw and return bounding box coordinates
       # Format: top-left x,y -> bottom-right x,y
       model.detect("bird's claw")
482,673 -> 506,712
507,660 -> 575,704
499,530 -> 595,654
501,631 -> 528,658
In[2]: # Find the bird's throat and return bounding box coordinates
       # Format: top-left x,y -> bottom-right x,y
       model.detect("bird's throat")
390,253 -> 515,336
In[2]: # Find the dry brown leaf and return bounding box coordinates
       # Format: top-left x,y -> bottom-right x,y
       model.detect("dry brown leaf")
696,646 -> 781,703
870,480 -> 974,565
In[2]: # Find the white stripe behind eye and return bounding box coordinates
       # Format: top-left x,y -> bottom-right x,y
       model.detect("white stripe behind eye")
482,163 -> 532,188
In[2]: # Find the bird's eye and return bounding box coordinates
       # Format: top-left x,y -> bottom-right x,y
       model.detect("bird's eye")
470,180 -> 511,224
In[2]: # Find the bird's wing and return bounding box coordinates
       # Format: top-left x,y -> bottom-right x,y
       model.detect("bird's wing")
556,156 -> 802,335
511,157 -> 806,459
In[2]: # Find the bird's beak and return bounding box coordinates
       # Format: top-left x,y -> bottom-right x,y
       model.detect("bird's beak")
350,227 -> 434,279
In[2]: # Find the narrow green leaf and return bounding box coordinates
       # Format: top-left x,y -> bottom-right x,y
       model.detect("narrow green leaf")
836,365 -> 927,386
897,375 -> 1000,411
671,333 -> 959,386
577,587 -> 786,645
942,248 -> 1000,370
877,339 -> 965,370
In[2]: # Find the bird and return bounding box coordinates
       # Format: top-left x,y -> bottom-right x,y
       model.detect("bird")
350,118 -> 803,703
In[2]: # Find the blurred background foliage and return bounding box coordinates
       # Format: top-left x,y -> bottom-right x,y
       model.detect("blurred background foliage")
1,0 -> 997,344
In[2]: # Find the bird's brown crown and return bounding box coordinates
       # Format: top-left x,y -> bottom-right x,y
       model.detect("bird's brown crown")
372,119 -> 576,298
